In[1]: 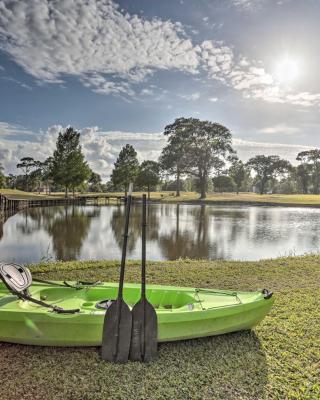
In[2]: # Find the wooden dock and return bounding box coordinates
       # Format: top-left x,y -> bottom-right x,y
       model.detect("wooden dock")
0,193 -> 131,215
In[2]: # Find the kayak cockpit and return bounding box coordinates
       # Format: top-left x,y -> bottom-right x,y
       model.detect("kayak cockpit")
32,286 -> 198,311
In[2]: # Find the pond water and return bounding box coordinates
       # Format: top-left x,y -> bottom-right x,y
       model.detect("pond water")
0,203 -> 319,263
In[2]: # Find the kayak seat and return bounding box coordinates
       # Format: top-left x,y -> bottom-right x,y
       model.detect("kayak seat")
0,262 -> 32,294
0,262 -> 80,314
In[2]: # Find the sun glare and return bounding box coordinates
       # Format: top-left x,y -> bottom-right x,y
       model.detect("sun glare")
275,57 -> 300,84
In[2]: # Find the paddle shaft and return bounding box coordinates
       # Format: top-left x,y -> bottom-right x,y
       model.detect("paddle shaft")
118,194 -> 132,300
129,194 -> 158,362
113,194 -> 132,357
141,194 -> 147,299
141,194 -> 147,355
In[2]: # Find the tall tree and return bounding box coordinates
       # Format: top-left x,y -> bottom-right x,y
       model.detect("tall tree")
42,157 -> 54,195
294,164 -> 311,194
88,171 -> 102,192
229,159 -> 249,194
110,144 -> 139,195
7,173 -> 17,189
51,127 -> 91,197
212,175 -> 235,192
16,157 -> 35,191
296,149 -> 320,194
136,160 -> 161,199
159,122 -> 191,196
246,155 -> 291,195
0,163 -> 5,188
161,118 -> 234,199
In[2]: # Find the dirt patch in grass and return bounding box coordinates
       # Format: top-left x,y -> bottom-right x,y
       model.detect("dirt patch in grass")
0,256 -> 319,400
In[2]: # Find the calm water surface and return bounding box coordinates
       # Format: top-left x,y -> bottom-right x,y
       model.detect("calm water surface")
0,204 -> 320,263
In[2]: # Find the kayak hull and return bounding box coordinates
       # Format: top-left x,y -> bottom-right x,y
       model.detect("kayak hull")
0,282 -> 274,346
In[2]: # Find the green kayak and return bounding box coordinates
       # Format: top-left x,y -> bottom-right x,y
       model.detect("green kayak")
0,280 -> 274,346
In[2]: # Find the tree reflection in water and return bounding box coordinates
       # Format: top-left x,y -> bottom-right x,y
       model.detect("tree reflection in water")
17,206 -> 101,260
1,203 -> 320,262
110,203 -> 160,253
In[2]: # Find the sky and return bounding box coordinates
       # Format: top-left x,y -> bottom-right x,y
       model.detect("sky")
0,0 -> 319,180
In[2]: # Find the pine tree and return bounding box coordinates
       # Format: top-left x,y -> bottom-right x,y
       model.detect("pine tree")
111,144 -> 139,195
51,127 -> 91,197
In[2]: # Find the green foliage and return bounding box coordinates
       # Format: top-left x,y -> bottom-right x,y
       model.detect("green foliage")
111,144 -> 139,194
247,155 -> 292,195
136,160 -> 161,198
88,171 -> 102,192
0,163 -> 5,188
0,256 -> 318,400
16,157 -> 36,191
212,175 -> 235,192
160,118 -> 234,199
297,149 -> 320,194
228,160 -> 250,194
159,121 -> 192,196
294,164 -> 312,194
51,127 -> 91,196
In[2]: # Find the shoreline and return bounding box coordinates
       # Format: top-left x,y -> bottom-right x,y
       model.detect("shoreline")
148,198 -> 320,208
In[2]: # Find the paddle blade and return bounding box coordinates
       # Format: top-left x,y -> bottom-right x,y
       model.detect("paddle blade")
130,299 -> 158,362
101,299 -> 132,363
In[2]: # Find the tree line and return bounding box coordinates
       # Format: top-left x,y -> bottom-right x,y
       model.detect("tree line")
108,117 -> 320,198
1,127 -> 102,196
0,118 -> 319,198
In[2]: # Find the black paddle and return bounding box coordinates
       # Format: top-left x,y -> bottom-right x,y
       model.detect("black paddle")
130,194 -> 158,362
101,186 -> 133,363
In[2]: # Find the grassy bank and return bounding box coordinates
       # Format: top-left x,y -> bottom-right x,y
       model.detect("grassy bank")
0,189 -> 62,201
1,256 -> 319,400
81,191 -> 320,206
1,189 -> 320,207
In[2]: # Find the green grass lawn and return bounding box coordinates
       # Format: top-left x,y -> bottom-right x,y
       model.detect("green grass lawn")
1,256 -> 319,400
0,189 -> 63,201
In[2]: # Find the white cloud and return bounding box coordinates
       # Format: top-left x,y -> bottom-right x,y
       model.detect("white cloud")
232,0 -> 262,10
258,124 -> 300,135
200,40 -> 320,107
233,138 -> 313,164
0,0 -> 318,107
209,97 -> 218,102
0,121 -> 35,138
0,0 -> 199,96
179,92 -> 200,101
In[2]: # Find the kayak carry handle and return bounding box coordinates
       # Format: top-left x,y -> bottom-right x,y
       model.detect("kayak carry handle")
262,289 -> 273,299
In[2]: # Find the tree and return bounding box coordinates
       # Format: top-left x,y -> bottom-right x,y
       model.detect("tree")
6,173 -> 17,189
0,163 -> 5,188
159,122 -> 192,196
42,157 -> 54,194
212,175 -> 235,192
136,160 -> 161,199
88,171 -> 102,192
161,118 -> 234,199
16,157 -> 35,191
246,155 -> 292,195
228,160 -> 249,194
294,164 -> 311,194
51,127 -> 91,197
110,144 -> 139,195
297,150 -> 320,194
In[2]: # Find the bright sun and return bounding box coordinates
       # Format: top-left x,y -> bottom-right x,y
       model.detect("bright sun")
275,57 -> 300,84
